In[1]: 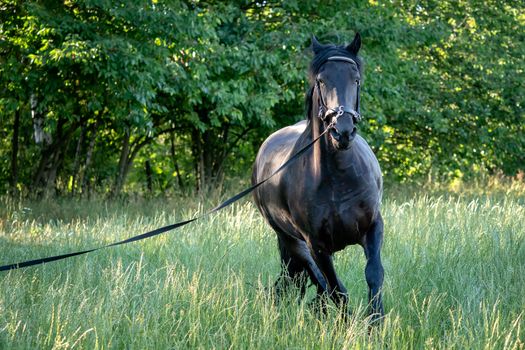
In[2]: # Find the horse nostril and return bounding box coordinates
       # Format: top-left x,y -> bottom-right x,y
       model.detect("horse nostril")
351,127 -> 357,137
330,128 -> 340,141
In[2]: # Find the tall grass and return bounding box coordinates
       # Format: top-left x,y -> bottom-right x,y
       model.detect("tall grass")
0,186 -> 523,349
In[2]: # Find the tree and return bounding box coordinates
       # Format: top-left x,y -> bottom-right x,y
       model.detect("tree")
0,0 -> 523,197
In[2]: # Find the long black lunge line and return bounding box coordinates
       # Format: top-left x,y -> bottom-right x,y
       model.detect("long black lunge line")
0,128 -> 329,272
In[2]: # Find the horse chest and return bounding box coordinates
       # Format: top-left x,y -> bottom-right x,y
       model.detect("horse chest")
306,184 -> 376,253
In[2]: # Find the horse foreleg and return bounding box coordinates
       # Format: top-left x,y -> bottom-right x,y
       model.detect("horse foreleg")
311,251 -> 349,309
362,214 -> 385,322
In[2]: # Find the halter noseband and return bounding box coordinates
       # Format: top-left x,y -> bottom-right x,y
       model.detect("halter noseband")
316,56 -> 362,127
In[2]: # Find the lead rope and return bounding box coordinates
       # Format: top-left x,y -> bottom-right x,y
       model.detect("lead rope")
0,127 -> 332,272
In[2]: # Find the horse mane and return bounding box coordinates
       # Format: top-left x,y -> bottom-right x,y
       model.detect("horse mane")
305,42 -> 363,121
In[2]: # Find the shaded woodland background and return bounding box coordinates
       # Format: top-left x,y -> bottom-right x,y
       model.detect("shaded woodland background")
1,0 -> 523,197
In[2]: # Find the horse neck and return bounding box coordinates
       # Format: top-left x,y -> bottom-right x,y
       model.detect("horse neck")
308,91 -> 326,143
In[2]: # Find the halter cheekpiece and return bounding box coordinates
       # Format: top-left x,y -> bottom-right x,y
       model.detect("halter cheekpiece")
316,56 -> 362,127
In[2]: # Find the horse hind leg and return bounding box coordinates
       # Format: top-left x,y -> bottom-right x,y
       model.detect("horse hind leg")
273,229 -> 329,302
274,235 -> 308,299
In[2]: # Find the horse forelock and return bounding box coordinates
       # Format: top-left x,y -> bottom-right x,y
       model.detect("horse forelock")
309,45 -> 362,80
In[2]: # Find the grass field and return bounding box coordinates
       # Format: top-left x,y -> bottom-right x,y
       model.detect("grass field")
0,183 -> 524,349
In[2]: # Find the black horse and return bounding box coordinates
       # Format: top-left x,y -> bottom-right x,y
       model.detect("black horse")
252,33 -> 384,320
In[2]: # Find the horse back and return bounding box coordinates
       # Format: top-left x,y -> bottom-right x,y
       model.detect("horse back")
252,120 -> 306,185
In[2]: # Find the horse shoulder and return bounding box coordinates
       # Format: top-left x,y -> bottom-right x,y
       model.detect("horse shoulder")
252,120 -> 309,238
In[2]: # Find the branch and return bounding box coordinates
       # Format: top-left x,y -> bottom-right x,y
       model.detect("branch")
215,125 -> 254,176
225,126 -> 253,156
127,126 -> 180,163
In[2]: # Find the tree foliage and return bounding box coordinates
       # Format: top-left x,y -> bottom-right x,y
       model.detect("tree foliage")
0,0 -> 523,196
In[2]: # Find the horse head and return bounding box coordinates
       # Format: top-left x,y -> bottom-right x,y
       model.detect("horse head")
311,33 -> 362,150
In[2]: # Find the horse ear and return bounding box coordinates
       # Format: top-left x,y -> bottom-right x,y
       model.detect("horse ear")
311,35 -> 323,54
346,32 -> 361,54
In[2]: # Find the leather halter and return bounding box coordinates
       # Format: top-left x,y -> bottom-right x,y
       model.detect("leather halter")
316,56 -> 362,127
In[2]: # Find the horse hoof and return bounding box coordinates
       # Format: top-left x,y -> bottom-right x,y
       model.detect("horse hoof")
338,307 -> 354,323
367,312 -> 384,327
307,296 -> 328,316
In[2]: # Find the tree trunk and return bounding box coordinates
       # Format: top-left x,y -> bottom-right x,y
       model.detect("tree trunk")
145,160 -> 153,194
111,132 -> 152,197
191,127 -> 202,192
45,148 -> 62,196
202,129 -> 215,188
211,124 -> 230,187
32,117 -> 70,197
170,131 -> 185,190
191,124 -> 234,193
112,129 -> 131,197
9,108 -> 20,195
70,124 -> 86,195
43,117 -> 66,197
81,123 -> 97,196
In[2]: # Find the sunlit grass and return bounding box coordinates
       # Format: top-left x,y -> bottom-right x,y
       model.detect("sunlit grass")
0,186 -> 524,349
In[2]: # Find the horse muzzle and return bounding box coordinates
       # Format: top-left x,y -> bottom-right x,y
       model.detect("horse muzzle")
329,115 -> 357,150
330,127 -> 356,150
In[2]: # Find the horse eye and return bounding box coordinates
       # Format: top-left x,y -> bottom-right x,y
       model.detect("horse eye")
356,79 -> 360,85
